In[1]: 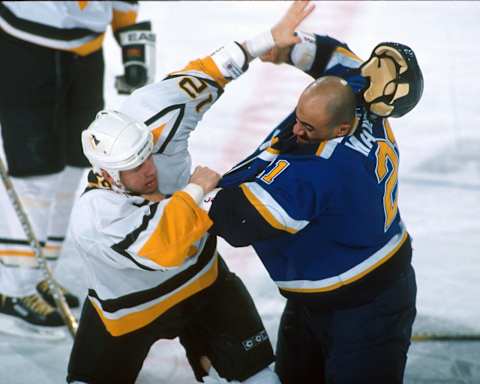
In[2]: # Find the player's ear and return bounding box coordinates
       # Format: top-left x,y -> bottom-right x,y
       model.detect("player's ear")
334,122 -> 351,138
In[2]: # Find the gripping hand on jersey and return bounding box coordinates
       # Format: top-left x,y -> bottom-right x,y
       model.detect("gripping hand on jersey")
261,1 -> 315,64
190,166 -> 221,195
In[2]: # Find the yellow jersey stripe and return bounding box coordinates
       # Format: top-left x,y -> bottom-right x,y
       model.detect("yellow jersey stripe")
77,1 -> 88,10
335,46 -> 362,62
0,250 -> 35,257
91,257 -> 219,336
111,10 -> 138,31
315,141 -> 327,156
266,147 -> 280,155
138,191 -> 212,268
70,33 -> 105,56
151,123 -> 167,145
240,184 -> 297,234
171,56 -> 228,89
384,119 -> 396,145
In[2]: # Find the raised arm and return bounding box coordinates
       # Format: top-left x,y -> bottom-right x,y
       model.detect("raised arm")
240,1 -> 315,63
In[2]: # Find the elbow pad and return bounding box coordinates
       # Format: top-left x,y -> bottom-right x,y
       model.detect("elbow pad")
289,31 -> 317,72
211,41 -> 249,80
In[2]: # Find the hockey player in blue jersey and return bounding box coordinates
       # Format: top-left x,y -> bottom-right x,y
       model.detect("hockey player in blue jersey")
206,35 -> 424,384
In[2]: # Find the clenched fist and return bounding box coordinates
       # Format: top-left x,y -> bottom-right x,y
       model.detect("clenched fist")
190,166 -> 221,194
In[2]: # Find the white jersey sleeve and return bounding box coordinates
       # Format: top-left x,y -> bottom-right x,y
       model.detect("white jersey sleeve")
119,51 -> 247,194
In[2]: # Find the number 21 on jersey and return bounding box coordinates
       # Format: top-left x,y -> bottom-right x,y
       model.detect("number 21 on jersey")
375,140 -> 399,232
260,160 -> 290,184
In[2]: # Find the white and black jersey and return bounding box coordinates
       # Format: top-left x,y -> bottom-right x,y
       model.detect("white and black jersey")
70,174 -> 217,336
70,41 -> 248,336
120,54 -> 232,195
0,1 -> 138,55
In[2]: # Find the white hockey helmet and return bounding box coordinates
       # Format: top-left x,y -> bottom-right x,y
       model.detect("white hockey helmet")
81,110 -> 154,188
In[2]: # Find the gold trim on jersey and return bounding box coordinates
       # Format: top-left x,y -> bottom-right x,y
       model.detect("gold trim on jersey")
138,191 -> 212,268
77,1 -> 89,10
0,248 -> 38,268
111,10 -> 138,31
335,46 -> 362,62
315,141 -> 327,156
90,255 -> 219,336
0,242 -> 61,266
266,147 -> 280,155
315,137 -> 343,159
258,148 -> 279,163
240,183 -> 309,234
0,249 -> 35,257
277,228 -> 408,293
326,46 -> 363,71
170,56 -> 228,88
383,119 -> 396,145
70,33 -> 105,56
151,123 -> 167,145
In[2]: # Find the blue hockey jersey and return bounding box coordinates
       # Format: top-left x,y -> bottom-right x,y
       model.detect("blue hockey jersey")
210,35 -> 411,303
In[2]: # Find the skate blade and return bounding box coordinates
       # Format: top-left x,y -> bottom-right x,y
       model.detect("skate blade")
0,314 -> 67,341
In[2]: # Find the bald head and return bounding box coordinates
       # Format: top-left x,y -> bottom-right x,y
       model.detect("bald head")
293,76 -> 357,144
301,76 -> 356,129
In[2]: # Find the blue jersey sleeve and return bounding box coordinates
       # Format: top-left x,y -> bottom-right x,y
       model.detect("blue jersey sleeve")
210,156 -> 334,246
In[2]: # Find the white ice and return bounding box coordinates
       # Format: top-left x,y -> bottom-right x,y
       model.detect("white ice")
0,1 -> 479,383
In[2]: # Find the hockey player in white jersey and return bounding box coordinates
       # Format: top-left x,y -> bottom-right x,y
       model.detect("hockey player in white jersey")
0,1 -> 155,337
67,2 -> 314,383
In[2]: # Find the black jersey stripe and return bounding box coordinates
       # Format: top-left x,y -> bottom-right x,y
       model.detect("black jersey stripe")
90,235 -> 218,312
116,0 -> 139,5
46,236 -> 65,242
0,237 -> 45,247
0,3 -> 102,41
144,103 -> 185,154
110,202 -> 161,271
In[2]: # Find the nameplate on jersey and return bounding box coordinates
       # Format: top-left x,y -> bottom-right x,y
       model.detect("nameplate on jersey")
344,116 -> 376,157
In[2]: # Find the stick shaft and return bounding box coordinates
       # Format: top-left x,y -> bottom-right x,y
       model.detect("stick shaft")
0,157 -> 78,337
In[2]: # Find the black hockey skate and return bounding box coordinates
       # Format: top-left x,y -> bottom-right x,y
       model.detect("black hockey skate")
0,293 -> 66,339
37,279 -> 80,308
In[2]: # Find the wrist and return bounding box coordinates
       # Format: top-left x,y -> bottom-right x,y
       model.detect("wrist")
245,30 -> 276,58
182,183 -> 205,205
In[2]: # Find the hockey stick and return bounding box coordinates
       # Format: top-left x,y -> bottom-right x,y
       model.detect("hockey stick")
0,156 -> 78,337
412,332 -> 480,342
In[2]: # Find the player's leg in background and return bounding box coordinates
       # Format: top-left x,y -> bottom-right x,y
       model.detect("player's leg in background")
0,30 -> 66,333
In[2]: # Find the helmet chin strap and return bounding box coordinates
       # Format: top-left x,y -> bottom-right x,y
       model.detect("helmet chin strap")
97,168 -> 129,193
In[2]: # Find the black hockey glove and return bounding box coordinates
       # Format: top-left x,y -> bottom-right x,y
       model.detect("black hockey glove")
114,21 -> 156,95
